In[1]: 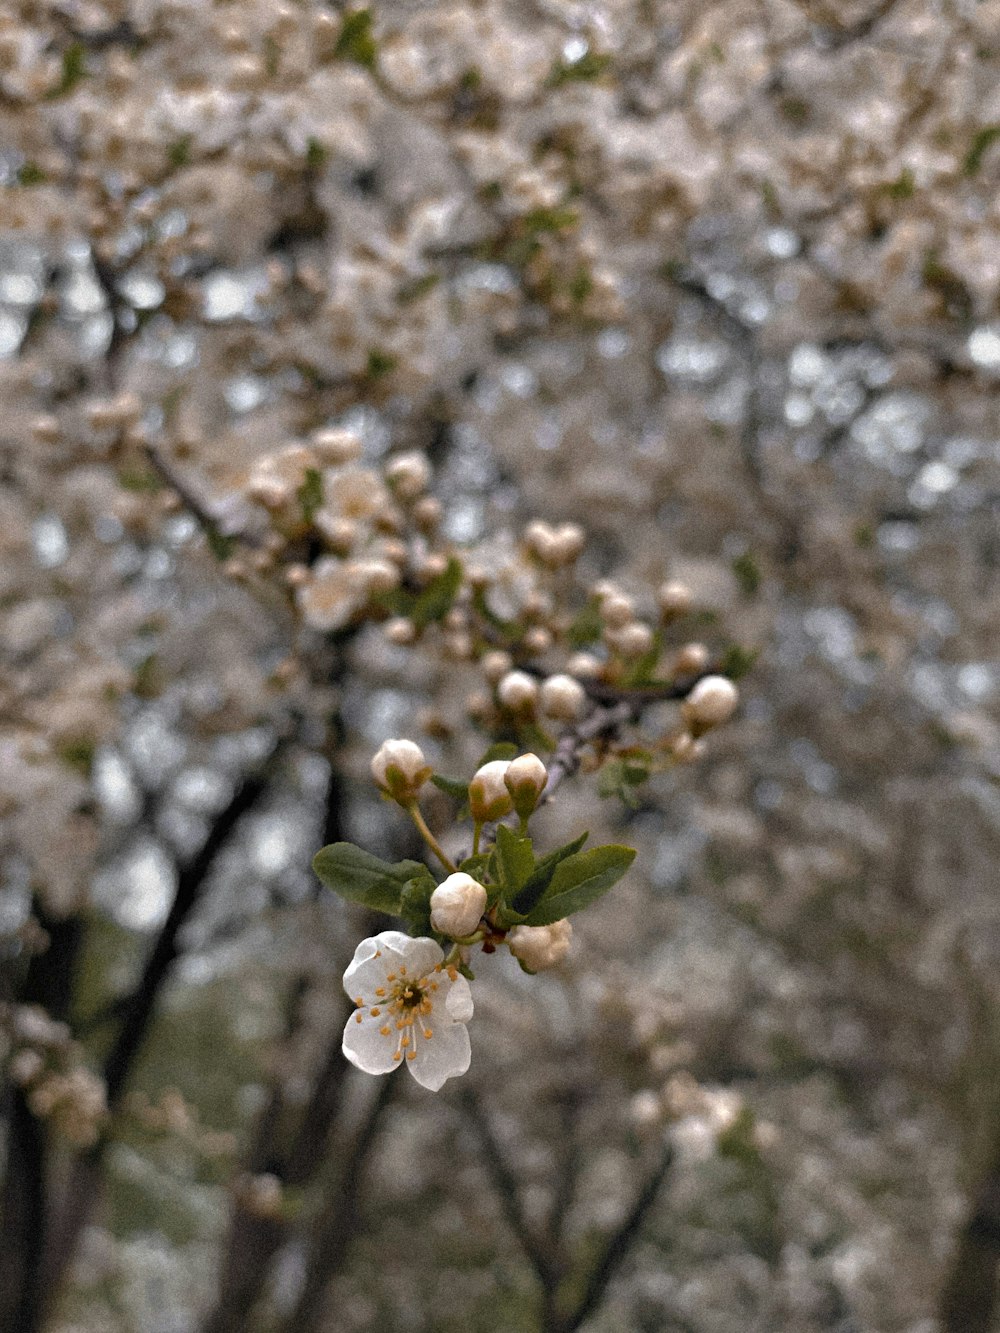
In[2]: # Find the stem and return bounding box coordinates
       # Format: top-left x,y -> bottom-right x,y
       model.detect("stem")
472,822 -> 482,856
407,803 -> 457,874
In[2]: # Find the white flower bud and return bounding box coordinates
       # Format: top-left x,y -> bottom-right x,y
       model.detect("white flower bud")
385,450 -> 431,501
413,495 -> 442,531
681,675 -> 739,732
523,626 -> 553,655
481,650 -> 513,685
353,558 -> 400,595
384,617 -> 416,645
497,670 -> 539,713
657,580 -> 692,617
370,738 -> 432,803
539,673 -> 586,721
468,759 -> 513,822
566,652 -> 603,679
598,593 -> 634,628
312,427 -> 363,465
605,622 -> 654,658
670,732 -> 706,763
430,873 -> 487,938
507,919 -> 572,972
504,753 -> 547,817
674,642 -> 709,675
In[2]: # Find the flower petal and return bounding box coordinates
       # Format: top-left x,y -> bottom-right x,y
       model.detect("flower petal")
342,1011 -> 400,1076
444,974 -> 474,1024
406,1018 -> 471,1091
395,935 -> 445,979
342,931 -> 413,1002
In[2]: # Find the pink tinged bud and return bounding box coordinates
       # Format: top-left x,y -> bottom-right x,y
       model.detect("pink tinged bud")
539,674 -> 586,721
370,739 -> 432,803
507,919 -> 573,972
504,753 -> 548,817
681,675 -> 739,732
430,873 -> 487,938
468,759 -> 514,822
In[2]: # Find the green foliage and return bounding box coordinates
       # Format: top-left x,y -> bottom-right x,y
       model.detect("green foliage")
366,347 -> 398,379
622,634 -> 662,686
731,551 -> 761,596
718,643 -> 759,680
522,844 -> 635,926
312,842 -> 429,915
597,755 -> 651,808
492,825 -> 534,895
16,161 -> 46,186
305,137 -> 328,170
411,557 -> 463,629
297,467 -> 324,523
334,8 -> 378,69
549,49 -> 611,86
477,741 -> 519,766
963,125 -> 1000,176
397,273 -> 440,304
168,135 -> 192,168
509,831 -> 588,917
567,597 -> 602,648
431,773 -> 470,801
399,874 -> 437,937
50,42 -> 86,98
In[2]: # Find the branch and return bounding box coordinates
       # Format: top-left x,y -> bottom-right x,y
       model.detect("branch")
460,1089 -> 559,1295
561,1141 -> 674,1333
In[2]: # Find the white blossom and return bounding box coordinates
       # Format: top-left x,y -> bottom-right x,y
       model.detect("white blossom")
468,759 -> 513,822
342,932 -> 473,1091
370,738 -> 431,802
539,673 -> 587,721
681,675 -> 739,730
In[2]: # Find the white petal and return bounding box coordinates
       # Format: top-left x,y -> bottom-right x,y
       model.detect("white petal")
396,935 -> 444,979
342,931 -> 410,1001
406,1018 -> 471,1091
342,1011 -> 400,1076
444,974 -> 474,1024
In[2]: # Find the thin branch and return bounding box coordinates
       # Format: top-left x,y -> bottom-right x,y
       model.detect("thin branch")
561,1141 -> 674,1333
460,1089 -> 558,1294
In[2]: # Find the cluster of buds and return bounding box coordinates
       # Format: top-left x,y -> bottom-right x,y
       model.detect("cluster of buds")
4,1004 -> 108,1146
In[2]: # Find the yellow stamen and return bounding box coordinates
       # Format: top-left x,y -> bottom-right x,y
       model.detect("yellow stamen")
406,1050 -> 416,1061
354,1012 -> 363,1023
393,1052 -> 401,1061
370,1007 -> 381,1017
375,987 -> 386,997
380,1024 -> 391,1036
386,972 -> 396,982
354,996 -> 364,1006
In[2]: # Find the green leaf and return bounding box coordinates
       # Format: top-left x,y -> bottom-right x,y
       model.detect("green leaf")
510,832 -> 588,916
334,8 -> 378,69
459,852 -> 491,879
964,125 -> 1000,176
494,825 -> 534,896
524,844 -> 635,925
719,644 -> 758,680
411,557 -> 463,629
731,551 -> 761,596
49,42 -> 86,98
297,467 -> 324,523
623,631 -> 662,686
431,773 -> 469,801
476,741 -> 519,767
312,842 -> 427,914
399,874 -> 437,937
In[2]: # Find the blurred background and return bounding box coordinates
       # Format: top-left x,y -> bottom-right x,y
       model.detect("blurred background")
2,1 -> 1000,1330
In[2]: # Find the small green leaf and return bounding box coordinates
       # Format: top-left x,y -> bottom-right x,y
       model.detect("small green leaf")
623,631 -> 662,686
365,347 -> 397,380
510,832 -> 588,916
964,125 -> 1000,176
731,551 -> 761,596
411,557 -> 463,629
718,644 -> 759,680
494,825 -> 534,896
431,773 -> 469,801
476,741 -> 519,767
16,161 -> 46,186
312,842 -> 427,914
168,135 -> 192,169
305,137 -> 328,170
298,467 -> 324,523
400,874 -> 437,937
459,852 -> 491,879
524,844 -> 635,925
50,42 -> 86,98
334,8 -> 378,69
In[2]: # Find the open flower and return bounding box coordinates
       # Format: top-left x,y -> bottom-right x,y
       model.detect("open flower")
342,932 -> 473,1091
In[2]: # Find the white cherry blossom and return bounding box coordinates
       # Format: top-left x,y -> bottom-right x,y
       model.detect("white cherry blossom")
342,932 -> 473,1091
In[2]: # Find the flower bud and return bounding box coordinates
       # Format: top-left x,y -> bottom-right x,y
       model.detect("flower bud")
430,872 -> 487,938
384,617 -> 416,645
481,650 -> 513,685
657,580 -> 691,618
674,642 -> 709,675
681,675 -> 739,733
468,759 -> 513,822
539,673 -> 586,721
370,738 -> 432,803
598,592 -> 634,628
385,450 -> 431,501
507,919 -> 572,972
496,670 -> 539,714
566,651 -> 602,679
312,427 -> 363,465
504,753 -> 547,818
605,622 -> 654,658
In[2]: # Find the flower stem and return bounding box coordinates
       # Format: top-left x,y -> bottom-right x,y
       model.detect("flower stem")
472,822 -> 482,857
407,803 -> 457,874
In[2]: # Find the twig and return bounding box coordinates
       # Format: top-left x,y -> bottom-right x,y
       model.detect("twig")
561,1141 -> 674,1333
